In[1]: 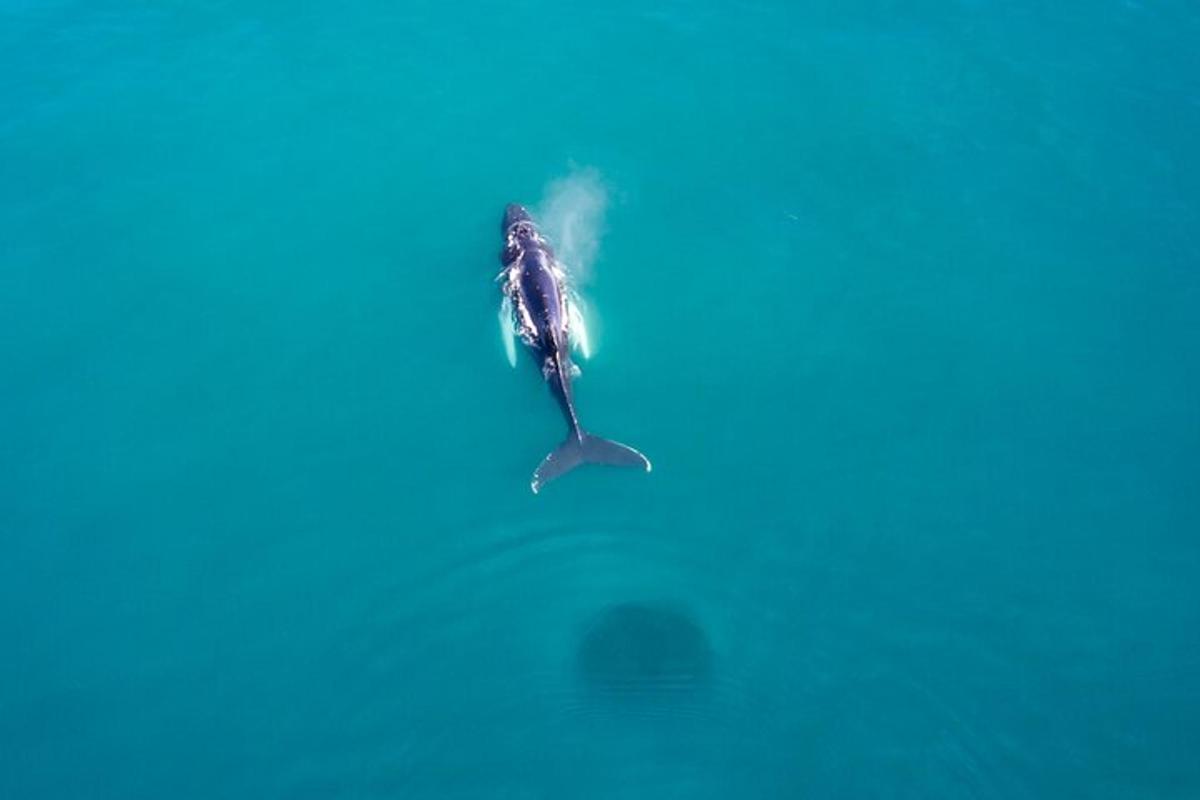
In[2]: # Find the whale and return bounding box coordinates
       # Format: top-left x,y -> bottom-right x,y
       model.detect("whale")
496,203 -> 651,493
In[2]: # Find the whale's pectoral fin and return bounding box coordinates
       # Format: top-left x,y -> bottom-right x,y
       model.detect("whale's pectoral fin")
498,296 -> 517,367
566,297 -> 592,360
531,433 -> 652,494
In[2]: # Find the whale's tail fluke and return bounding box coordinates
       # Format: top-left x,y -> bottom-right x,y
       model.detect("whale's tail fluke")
531,433 -> 651,494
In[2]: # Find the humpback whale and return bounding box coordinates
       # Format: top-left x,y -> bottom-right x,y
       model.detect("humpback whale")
496,203 -> 651,493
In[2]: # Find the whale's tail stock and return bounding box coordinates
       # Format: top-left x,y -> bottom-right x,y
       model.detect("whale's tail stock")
531,432 -> 651,494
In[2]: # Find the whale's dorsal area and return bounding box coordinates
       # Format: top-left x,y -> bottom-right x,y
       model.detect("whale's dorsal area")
498,273 -> 589,366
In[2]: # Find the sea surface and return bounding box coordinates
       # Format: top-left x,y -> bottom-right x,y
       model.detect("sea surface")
2,1 -> 1198,798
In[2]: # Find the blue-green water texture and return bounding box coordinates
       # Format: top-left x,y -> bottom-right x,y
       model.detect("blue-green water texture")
3,1 -> 1198,797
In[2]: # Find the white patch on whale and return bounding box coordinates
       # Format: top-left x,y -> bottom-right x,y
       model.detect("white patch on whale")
498,295 -> 517,367
567,297 -> 591,360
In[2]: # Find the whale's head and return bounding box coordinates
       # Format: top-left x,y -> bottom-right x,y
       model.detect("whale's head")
503,203 -> 534,234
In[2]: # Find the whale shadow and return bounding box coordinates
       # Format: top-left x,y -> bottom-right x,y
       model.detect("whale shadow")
575,602 -> 713,703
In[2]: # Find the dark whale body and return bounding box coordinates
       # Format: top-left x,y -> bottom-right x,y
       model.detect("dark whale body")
497,203 -> 651,493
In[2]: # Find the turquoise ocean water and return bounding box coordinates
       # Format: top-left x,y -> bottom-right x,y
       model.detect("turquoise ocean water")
2,1 -> 1198,797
